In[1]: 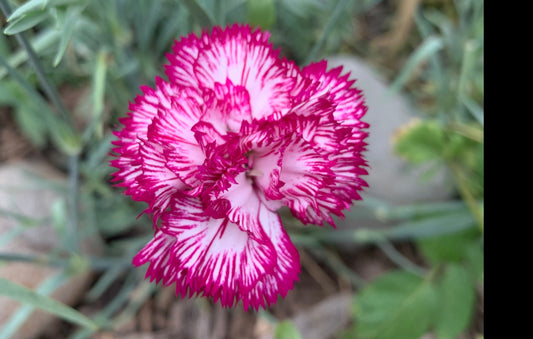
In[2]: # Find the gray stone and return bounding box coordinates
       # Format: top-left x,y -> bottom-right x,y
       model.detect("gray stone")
0,160 -> 93,338
255,293 -> 352,339
292,292 -> 352,339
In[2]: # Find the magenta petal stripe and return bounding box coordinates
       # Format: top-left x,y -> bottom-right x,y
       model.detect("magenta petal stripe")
166,24 -> 295,121
137,140 -> 185,223
112,23 -> 369,310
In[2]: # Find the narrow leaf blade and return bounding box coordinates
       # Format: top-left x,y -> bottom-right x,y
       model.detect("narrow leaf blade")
0,277 -> 97,330
6,0 -> 48,23
182,0 -> 214,28
53,7 -> 81,66
390,36 -> 443,92
4,11 -> 49,35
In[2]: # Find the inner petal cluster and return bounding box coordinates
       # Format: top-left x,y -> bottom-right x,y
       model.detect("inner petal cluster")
111,24 -> 368,310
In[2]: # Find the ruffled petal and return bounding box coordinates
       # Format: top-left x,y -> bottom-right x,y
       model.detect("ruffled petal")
290,142 -> 369,226
165,24 -> 294,121
146,99 -> 206,188
110,77 -> 180,196
213,172 -> 263,233
191,136 -> 248,204
133,195 -> 277,309
297,60 -> 368,128
240,109 -> 368,227
240,204 -> 300,310
137,139 -> 185,223
200,80 -> 252,133
133,230 -> 180,286
111,78 -> 203,200
164,31 -> 201,88
251,130 -> 336,222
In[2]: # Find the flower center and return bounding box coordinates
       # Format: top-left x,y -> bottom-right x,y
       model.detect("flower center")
246,169 -> 263,177
244,151 -> 263,179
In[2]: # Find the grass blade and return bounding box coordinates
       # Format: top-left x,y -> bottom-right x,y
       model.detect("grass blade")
461,96 -> 484,126
0,29 -> 60,80
304,0 -> 351,64
3,11 -> 49,35
6,0 -> 48,22
182,0 -> 214,28
389,36 -> 444,92
0,272 -> 68,339
53,6 -> 83,66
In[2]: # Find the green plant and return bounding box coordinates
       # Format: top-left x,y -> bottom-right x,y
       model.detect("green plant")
340,1 -> 483,338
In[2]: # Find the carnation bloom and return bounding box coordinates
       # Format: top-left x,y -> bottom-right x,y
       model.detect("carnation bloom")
111,24 -> 368,310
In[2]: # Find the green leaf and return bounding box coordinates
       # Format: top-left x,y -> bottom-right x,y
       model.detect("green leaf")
417,228 -> 480,265
351,270 -> 437,339
435,265 -> 476,339
0,277 -> 97,330
6,0 -> 48,23
275,320 -> 302,339
51,198 -> 68,240
0,29 -> 61,80
247,0 -> 276,29
4,11 -> 50,35
53,6 -> 82,67
464,240 -> 484,282
393,119 -> 445,164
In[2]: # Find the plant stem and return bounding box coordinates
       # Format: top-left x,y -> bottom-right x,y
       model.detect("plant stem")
308,246 -> 366,289
0,252 -> 131,271
68,154 -> 80,252
0,253 -> 66,268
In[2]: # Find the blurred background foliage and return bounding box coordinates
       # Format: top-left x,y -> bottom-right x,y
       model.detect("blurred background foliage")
0,0 -> 483,338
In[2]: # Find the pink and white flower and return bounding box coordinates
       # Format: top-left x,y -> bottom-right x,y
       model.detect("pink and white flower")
111,24 -> 368,310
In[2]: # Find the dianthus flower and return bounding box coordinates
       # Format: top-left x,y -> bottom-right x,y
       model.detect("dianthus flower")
111,24 -> 368,310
